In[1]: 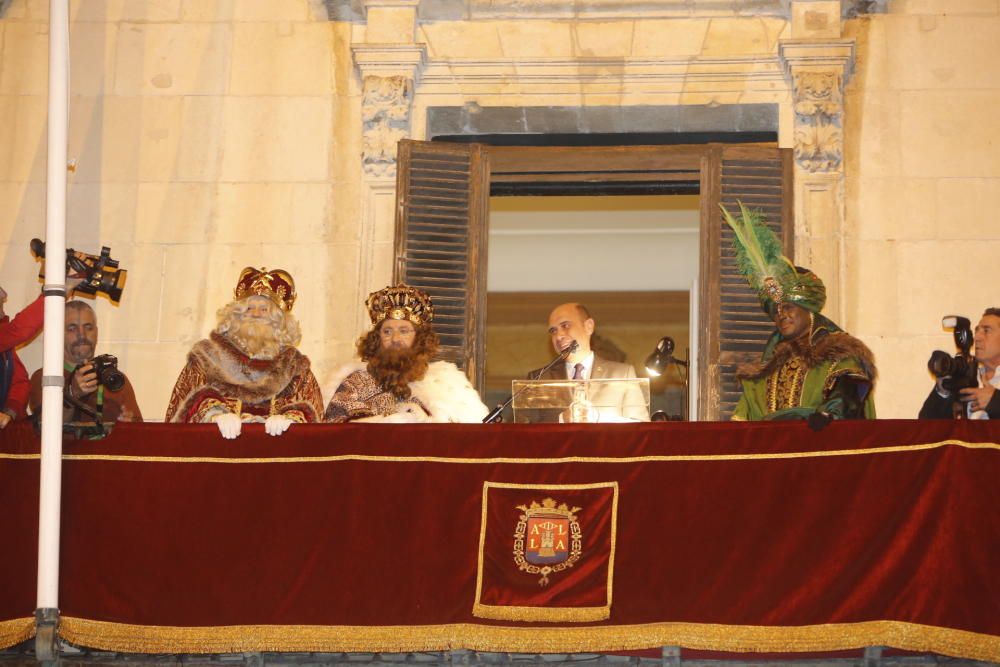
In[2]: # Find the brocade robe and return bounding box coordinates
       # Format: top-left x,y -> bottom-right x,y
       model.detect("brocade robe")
165,332 -> 323,424
732,316 -> 877,421
324,361 -> 488,424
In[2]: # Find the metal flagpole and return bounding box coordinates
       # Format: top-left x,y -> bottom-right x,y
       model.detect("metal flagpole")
36,0 -> 70,658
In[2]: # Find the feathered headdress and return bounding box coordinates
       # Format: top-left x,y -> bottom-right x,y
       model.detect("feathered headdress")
720,202 -> 826,316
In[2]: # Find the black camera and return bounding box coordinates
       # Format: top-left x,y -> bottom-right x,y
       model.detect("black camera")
91,354 -> 125,392
30,238 -> 127,303
927,315 -> 978,394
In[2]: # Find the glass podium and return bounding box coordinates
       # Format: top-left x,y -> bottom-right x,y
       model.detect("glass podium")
511,378 -> 650,423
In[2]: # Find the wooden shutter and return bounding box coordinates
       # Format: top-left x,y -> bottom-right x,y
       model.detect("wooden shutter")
699,145 -> 794,420
394,139 -> 490,393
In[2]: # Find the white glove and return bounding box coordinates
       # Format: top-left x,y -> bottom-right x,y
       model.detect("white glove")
264,414 -> 293,436
213,412 -> 242,439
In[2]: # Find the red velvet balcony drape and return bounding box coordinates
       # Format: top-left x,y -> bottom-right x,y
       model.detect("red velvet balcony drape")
1,420 -> 998,660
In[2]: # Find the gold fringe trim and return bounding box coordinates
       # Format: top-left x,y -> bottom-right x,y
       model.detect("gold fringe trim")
0,617 -> 35,649
2,439 -> 998,465
472,603 -> 609,622
57,617 -> 1000,662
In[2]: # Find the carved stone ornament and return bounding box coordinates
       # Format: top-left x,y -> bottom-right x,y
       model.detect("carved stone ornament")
361,75 -> 413,177
790,70 -> 845,173
792,71 -> 842,118
793,121 -> 843,173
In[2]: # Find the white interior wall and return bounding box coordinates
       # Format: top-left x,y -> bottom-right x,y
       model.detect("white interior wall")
487,195 -> 700,292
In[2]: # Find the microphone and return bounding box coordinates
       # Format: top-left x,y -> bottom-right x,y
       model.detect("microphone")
559,340 -> 579,358
483,340 -> 581,423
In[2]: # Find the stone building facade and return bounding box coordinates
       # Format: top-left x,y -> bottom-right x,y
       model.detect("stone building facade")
0,0 -> 998,419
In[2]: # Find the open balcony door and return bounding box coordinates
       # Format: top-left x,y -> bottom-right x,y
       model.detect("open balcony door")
395,140 -> 793,418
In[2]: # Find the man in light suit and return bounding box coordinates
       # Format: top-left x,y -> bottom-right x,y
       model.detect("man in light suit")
522,303 -> 649,422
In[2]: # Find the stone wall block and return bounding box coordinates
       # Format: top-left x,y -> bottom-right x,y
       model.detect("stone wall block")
118,341 -> 192,423
171,96 -> 225,182
842,239 -> 899,337
332,92 -> 361,167
212,183 -> 328,243
844,177 -> 938,241
843,90 -> 901,178
180,0 -> 237,22
1,1 -> 31,20
885,16 -> 1000,90
899,90 -> 1000,178
0,95 -> 47,182
68,22 -> 119,96
232,0 -> 311,21
230,22 -> 334,95
364,6 -> 416,43
843,15 -> 888,91
791,1 -> 841,39
91,243 -> 165,344
69,95 -> 192,184
631,19 -> 708,57
219,96 -> 332,182
868,336 -> 940,419
0,242 -> 46,317
0,22 -> 48,95
570,21 -> 634,58
702,18 -> 784,57
0,183 -> 46,242
65,182 -> 139,245
135,182 -> 215,244
934,178 -> 1000,240
327,179 -> 362,243
896,239 -> 998,334
114,23 -> 232,96
70,0 -> 181,22
887,0 -> 1000,15
495,21 -> 573,58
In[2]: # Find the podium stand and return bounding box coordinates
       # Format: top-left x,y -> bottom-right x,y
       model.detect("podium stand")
511,378 -> 650,423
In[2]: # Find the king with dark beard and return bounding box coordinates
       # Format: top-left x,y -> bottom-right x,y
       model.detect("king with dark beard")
165,267 -> 324,438
324,284 -> 488,423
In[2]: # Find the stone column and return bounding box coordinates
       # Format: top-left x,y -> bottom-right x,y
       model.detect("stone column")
351,0 -> 426,331
779,2 -> 855,324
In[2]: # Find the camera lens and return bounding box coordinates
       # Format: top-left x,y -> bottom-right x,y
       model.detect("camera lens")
927,350 -> 954,378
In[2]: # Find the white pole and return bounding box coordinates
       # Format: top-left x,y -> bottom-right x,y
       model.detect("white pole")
37,0 -> 70,624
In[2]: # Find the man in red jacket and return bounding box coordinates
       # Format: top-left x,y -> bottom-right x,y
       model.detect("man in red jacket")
0,286 -> 43,428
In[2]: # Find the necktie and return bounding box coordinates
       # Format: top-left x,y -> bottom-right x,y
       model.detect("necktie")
572,363 -> 584,380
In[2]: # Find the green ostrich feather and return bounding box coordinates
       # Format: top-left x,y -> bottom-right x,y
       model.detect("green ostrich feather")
719,201 -> 795,292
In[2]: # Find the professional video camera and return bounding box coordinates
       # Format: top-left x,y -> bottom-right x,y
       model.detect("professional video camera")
927,315 -> 978,394
30,238 -> 127,303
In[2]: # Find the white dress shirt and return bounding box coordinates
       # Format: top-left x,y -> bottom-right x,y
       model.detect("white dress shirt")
969,365 -> 1000,420
565,352 -> 595,380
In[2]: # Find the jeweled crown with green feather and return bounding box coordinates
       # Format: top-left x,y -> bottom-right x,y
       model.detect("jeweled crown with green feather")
720,202 -> 826,316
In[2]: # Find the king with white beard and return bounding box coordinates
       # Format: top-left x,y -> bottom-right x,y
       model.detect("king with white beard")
165,267 -> 324,438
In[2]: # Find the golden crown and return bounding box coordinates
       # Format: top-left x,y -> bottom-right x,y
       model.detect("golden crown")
366,284 -> 434,326
233,267 -> 296,312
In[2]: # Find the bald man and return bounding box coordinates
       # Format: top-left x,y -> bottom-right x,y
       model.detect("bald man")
523,302 -> 649,422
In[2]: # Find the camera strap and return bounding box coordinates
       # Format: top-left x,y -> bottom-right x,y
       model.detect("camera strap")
65,361 -> 105,423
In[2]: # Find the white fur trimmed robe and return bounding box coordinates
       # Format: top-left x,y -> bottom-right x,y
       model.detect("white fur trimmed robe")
324,361 -> 489,424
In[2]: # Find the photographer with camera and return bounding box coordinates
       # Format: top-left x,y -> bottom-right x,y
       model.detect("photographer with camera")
919,308 -> 1000,419
28,300 -> 143,424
